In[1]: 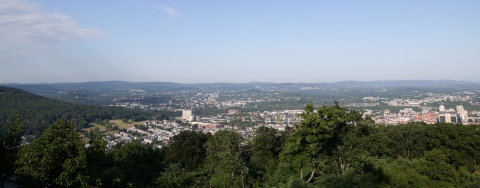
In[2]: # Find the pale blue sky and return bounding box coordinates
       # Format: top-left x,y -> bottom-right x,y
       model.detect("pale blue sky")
1,0 -> 479,83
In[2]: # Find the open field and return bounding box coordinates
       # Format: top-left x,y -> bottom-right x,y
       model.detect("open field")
82,119 -> 150,135
110,119 -> 150,129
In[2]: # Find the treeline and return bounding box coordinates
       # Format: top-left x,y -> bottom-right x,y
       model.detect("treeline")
193,107 -> 226,117
0,86 -> 179,137
50,90 -> 114,106
4,102 -> 480,187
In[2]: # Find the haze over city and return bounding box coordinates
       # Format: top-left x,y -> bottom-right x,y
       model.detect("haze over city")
2,2 -> 480,185
1,0 -> 479,83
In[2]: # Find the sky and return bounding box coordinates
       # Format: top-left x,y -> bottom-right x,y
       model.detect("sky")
1,0 -> 479,84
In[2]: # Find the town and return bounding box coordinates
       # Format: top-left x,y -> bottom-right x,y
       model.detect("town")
99,84 -> 480,148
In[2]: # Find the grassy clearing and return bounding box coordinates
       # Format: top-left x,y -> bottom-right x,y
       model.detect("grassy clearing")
82,119 -> 150,135
110,119 -> 150,129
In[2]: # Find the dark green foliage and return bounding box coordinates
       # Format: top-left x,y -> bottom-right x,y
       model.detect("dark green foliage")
0,86 -> 179,138
382,122 -> 428,159
278,101 -> 366,183
424,123 -> 480,170
15,120 -> 88,187
0,112 -> 22,188
249,127 -> 286,185
417,150 -> 459,184
165,131 -> 211,170
205,130 -> 249,188
153,163 -> 189,188
89,141 -> 164,187
86,130 -> 107,167
192,107 -> 226,117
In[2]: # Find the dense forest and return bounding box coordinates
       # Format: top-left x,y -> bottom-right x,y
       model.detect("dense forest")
0,86 -> 179,137
3,101 -> 480,187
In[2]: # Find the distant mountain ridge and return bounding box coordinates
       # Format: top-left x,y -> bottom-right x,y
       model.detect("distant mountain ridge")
2,81 -> 195,95
2,80 -> 479,95
332,80 -> 476,87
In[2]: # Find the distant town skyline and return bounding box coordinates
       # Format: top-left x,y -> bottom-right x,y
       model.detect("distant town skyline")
1,0 -> 479,83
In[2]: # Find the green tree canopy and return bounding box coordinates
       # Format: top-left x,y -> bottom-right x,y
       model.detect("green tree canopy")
279,101 -> 366,183
165,131 -> 211,170
15,120 -> 88,188
0,112 -> 22,188
205,130 -> 250,188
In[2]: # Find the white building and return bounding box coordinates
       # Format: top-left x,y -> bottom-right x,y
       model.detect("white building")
182,109 -> 194,121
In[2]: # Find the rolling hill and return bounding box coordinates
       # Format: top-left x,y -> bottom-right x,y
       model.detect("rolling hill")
0,86 -> 151,137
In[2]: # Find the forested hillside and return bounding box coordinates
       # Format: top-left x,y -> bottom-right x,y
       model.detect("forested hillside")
0,86 -> 176,137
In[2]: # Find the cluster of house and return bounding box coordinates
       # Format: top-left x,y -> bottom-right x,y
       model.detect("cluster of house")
101,103 -> 478,149
372,105 -> 474,125
359,94 -> 476,108
104,120 -> 190,149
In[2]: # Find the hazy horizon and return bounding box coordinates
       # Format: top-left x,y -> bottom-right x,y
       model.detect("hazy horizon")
2,0 -> 479,83
2,79 -> 479,85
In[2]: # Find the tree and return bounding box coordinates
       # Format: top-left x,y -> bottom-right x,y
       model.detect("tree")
0,111 -> 22,188
87,140 -> 164,187
85,129 -> 107,187
0,86 -> 147,138
251,127 -> 283,157
165,131 -> 210,170
205,130 -> 250,188
278,101 -> 365,183
154,163 -> 188,188
86,129 -> 106,166
92,127 -> 101,137
249,127 -> 284,184
417,149 -> 459,185
105,124 -> 112,132
15,120 -> 88,187
385,123 -> 427,159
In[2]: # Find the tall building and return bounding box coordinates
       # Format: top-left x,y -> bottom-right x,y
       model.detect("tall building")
439,105 -> 446,112
437,105 -> 468,124
456,105 -> 469,124
438,105 -> 456,123
438,113 -> 457,123
182,109 -> 194,122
